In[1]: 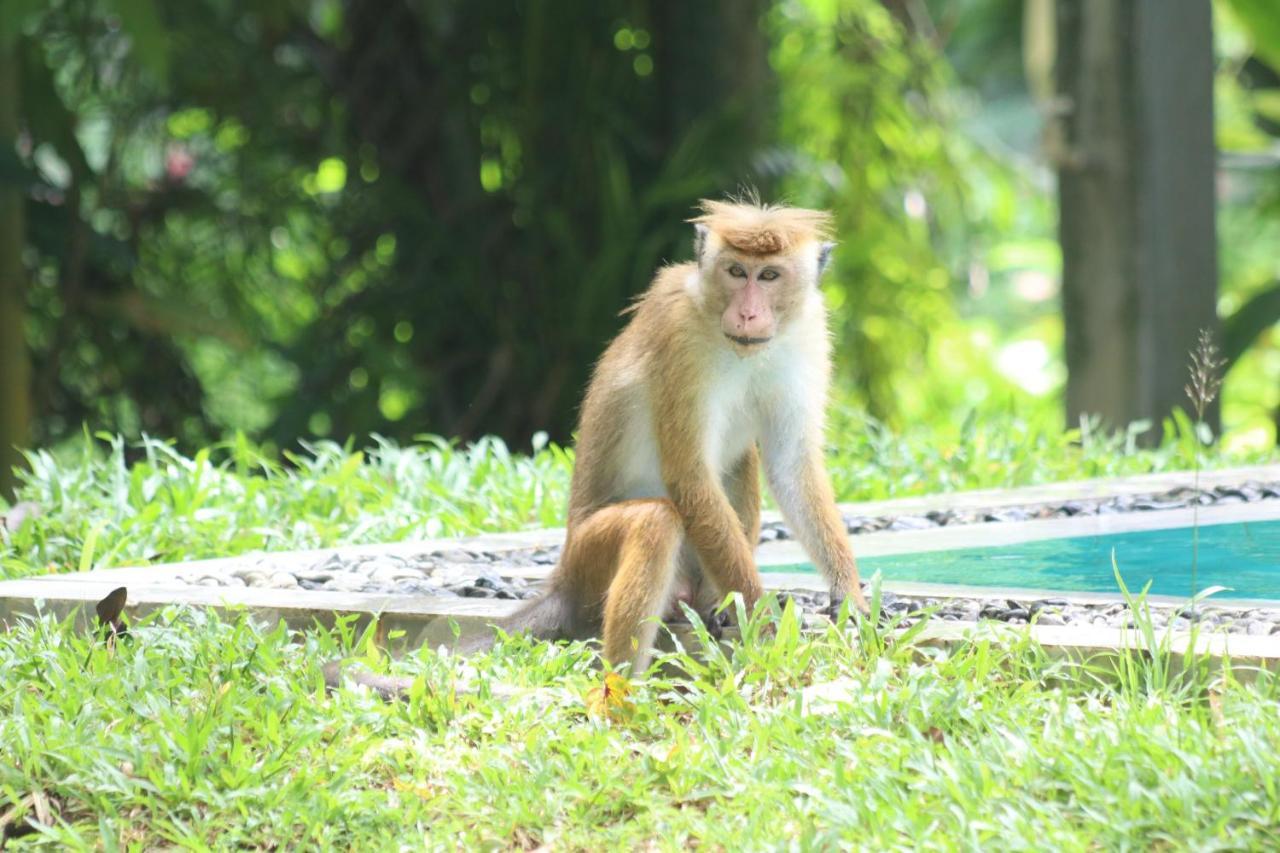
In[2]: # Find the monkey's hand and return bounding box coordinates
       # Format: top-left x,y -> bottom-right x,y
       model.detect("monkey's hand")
825,589 -> 873,622
700,606 -> 732,641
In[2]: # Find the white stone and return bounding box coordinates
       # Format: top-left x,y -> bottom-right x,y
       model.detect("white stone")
323,573 -> 369,592
267,572 -> 299,589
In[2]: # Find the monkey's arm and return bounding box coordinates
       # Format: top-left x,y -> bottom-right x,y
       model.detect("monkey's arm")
666,469 -> 764,607
762,430 -> 869,615
723,445 -> 762,544
654,403 -> 763,607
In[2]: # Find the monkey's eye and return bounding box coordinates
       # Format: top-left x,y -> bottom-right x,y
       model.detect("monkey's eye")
759,268 -> 780,282
728,264 -> 748,279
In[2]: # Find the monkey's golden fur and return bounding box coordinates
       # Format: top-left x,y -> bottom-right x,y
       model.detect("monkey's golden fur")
530,197 -> 866,670
689,199 -> 834,256
326,199 -> 866,694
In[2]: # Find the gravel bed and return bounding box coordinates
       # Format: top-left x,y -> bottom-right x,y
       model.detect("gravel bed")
764,479 -> 1280,541
174,480 -> 1280,636
777,590 -> 1280,637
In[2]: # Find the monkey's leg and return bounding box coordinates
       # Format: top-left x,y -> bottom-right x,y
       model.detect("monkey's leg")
579,500 -> 685,672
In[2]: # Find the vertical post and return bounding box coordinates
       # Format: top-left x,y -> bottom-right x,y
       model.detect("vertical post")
1056,0 -> 1218,438
0,42 -> 32,500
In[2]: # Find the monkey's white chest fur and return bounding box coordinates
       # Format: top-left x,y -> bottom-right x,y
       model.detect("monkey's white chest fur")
615,341 -> 809,501
700,352 -> 763,473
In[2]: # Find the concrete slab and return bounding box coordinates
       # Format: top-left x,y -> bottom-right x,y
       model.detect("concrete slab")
0,578 -> 522,654
807,463 -> 1280,521
5,574 -> 1279,681
912,619 -> 1280,683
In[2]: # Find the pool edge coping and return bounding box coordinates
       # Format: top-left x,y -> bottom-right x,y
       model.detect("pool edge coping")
3,582 -> 1277,678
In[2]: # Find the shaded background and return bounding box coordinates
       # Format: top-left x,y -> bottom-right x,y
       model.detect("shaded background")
1,0 -> 1277,498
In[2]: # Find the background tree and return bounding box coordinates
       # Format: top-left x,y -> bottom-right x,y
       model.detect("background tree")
1054,0 -> 1219,440
0,36 -> 31,499
0,0 -> 1277,491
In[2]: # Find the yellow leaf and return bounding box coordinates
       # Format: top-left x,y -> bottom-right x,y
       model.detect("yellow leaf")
586,671 -> 635,721
392,777 -> 437,800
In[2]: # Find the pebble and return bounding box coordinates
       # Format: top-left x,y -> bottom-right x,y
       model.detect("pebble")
325,573 -> 372,592
391,579 -> 439,595
983,508 -> 1030,523
434,549 -> 479,563
887,516 -> 938,532
368,565 -> 424,585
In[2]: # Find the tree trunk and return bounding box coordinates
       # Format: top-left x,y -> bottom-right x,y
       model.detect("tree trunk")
1056,0 -> 1219,440
0,42 -> 31,500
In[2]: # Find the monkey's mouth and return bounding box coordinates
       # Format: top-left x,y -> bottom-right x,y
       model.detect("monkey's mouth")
726,334 -> 772,347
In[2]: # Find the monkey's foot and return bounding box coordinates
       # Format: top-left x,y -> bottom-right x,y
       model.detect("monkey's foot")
701,607 -> 731,640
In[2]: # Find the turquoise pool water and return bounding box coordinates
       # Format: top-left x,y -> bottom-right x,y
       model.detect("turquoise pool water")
763,519 -> 1280,600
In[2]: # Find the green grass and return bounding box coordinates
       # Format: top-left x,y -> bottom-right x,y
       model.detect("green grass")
2,408 -> 1271,582
1,415 -> 1278,847
2,601 -> 1278,848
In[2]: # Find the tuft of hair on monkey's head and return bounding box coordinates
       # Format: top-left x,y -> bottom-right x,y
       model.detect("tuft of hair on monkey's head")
689,198 -> 834,259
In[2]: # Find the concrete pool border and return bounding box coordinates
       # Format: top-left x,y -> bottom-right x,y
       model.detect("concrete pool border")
1,583 -> 1277,683
2,464 -> 1280,667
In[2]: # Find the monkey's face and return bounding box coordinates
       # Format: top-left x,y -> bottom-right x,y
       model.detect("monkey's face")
708,250 -> 809,355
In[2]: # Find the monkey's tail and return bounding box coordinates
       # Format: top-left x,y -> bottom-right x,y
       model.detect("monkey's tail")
322,587 -> 576,701
503,585 -> 576,641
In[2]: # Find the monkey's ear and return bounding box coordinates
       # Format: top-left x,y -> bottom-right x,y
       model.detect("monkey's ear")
817,241 -> 836,278
693,223 -> 709,264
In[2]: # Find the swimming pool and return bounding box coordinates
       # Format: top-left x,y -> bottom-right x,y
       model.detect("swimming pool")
762,518 -> 1280,600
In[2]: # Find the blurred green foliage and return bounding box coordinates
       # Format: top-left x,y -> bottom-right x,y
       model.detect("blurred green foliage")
2,0 -> 1278,457
770,0 -> 1060,425
7,0 -> 776,451
1216,0 -> 1280,450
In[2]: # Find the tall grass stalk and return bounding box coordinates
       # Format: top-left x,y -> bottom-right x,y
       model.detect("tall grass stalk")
1184,329 -> 1224,611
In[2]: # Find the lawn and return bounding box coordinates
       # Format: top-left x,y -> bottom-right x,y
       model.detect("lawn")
2,602 -> 1278,848
1,416 -> 1278,848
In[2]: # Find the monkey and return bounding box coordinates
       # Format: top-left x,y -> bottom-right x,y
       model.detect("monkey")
325,198 -> 869,696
